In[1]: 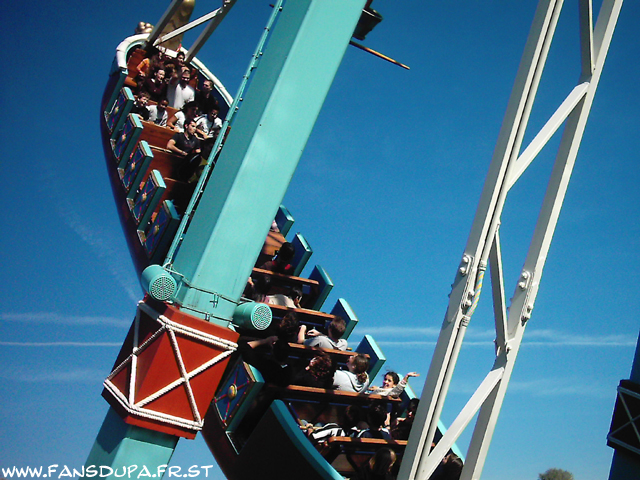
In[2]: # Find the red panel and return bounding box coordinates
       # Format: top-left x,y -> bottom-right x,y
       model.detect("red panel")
174,335 -> 220,373
188,360 -> 231,417
110,362 -> 132,398
135,333 -> 182,402
145,383 -> 194,419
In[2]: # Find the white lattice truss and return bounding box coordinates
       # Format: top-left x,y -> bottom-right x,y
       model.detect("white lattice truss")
609,386 -> 640,455
104,301 -> 237,432
399,1 -> 623,479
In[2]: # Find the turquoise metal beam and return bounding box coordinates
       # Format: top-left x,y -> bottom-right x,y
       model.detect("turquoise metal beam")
171,0 -> 367,324
85,407 -> 178,479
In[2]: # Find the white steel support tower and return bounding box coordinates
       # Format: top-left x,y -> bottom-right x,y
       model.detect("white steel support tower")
398,1 -> 624,479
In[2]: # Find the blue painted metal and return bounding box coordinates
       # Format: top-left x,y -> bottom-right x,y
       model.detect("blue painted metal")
145,200 -> 180,264
356,334 -> 386,380
106,88 -> 134,138
113,114 -> 144,168
275,204 -> 295,237
170,0 -> 367,325
121,140 -> 153,195
330,298 -> 358,339
221,362 -> 265,434
291,232 -> 313,277
130,170 -> 165,227
309,265 -> 334,310
85,407 -> 178,479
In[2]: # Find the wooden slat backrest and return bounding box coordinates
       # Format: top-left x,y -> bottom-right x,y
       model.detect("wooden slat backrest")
140,121 -> 176,149
287,342 -> 360,370
146,147 -> 182,181
268,303 -> 336,331
318,436 -> 408,475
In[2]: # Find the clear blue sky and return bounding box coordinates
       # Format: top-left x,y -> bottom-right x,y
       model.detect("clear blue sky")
1,1 -> 639,480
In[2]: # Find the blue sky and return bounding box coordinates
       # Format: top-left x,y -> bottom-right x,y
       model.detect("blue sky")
1,1 -> 639,480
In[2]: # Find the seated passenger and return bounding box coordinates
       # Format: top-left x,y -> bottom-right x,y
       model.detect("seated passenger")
369,371 -> 419,397
168,102 -> 198,132
148,98 -> 169,126
355,447 -> 397,480
260,242 -> 296,275
429,450 -> 463,480
304,316 -> 348,351
195,107 -> 222,140
273,311 -> 305,344
140,68 -> 167,102
333,353 -> 369,393
167,119 -> 200,158
195,79 -> 220,115
237,335 -> 292,387
167,67 -> 195,109
267,285 -> 302,309
292,352 -> 335,389
130,91 -> 151,121
358,401 -> 392,440
246,274 -> 271,303
136,51 -> 163,82
304,404 -> 367,443
390,398 -> 418,441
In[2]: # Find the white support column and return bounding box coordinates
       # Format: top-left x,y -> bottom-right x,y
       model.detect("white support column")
398,0 -> 623,479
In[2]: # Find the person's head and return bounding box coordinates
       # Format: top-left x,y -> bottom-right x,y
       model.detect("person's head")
343,405 -> 364,430
276,312 -> 299,341
367,401 -> 388,430
185,120 -> 197,135
276,242 -> 296,264
154,68 -> 165,82
382,371 -> 400,389
137,91 -> 150,106
290,285 -> 303,304
176,51 -> 185,63
368,447 -> 397,475
207,107 -> 219,120
183,102 -> 198,119
306,352 -> 335,381
327,316 -> 346,341
202,79 -> 213,92
180,70 -> 191,85
406,398 -> 419,419
157,98 -> 169,111
253,274 -> 271,297
347,353 -> 369,384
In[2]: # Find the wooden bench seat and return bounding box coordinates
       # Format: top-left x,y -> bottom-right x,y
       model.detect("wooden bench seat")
263,384 -> 400,432
146,147 -> 183,181
251,267 -> 322,309
268,303 -> 337,331
317,436 -> 408,475
287,343 -> 359,371
140,121 -> 177,149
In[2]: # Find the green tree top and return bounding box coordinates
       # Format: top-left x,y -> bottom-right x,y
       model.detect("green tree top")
539,468 -> 574,480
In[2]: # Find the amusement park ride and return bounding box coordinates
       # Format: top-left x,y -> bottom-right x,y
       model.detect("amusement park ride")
89,0 -> 635,479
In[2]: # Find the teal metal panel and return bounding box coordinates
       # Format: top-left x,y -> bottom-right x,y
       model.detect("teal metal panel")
275,204 -> 295,237
356,334 -> 386,381
291,232 -> 312,277
268,400 -> 345,480
106,68 -> 128,115
85,407 -> 178,479
146,200 -> 181,265
113,114 -> 144,168
107,87 -> 134,139
171,0 -> 367,324
130,170 -> 166,227
309,265 -> 334,310
122,141 -> 153,196
330,298 -> 358,340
